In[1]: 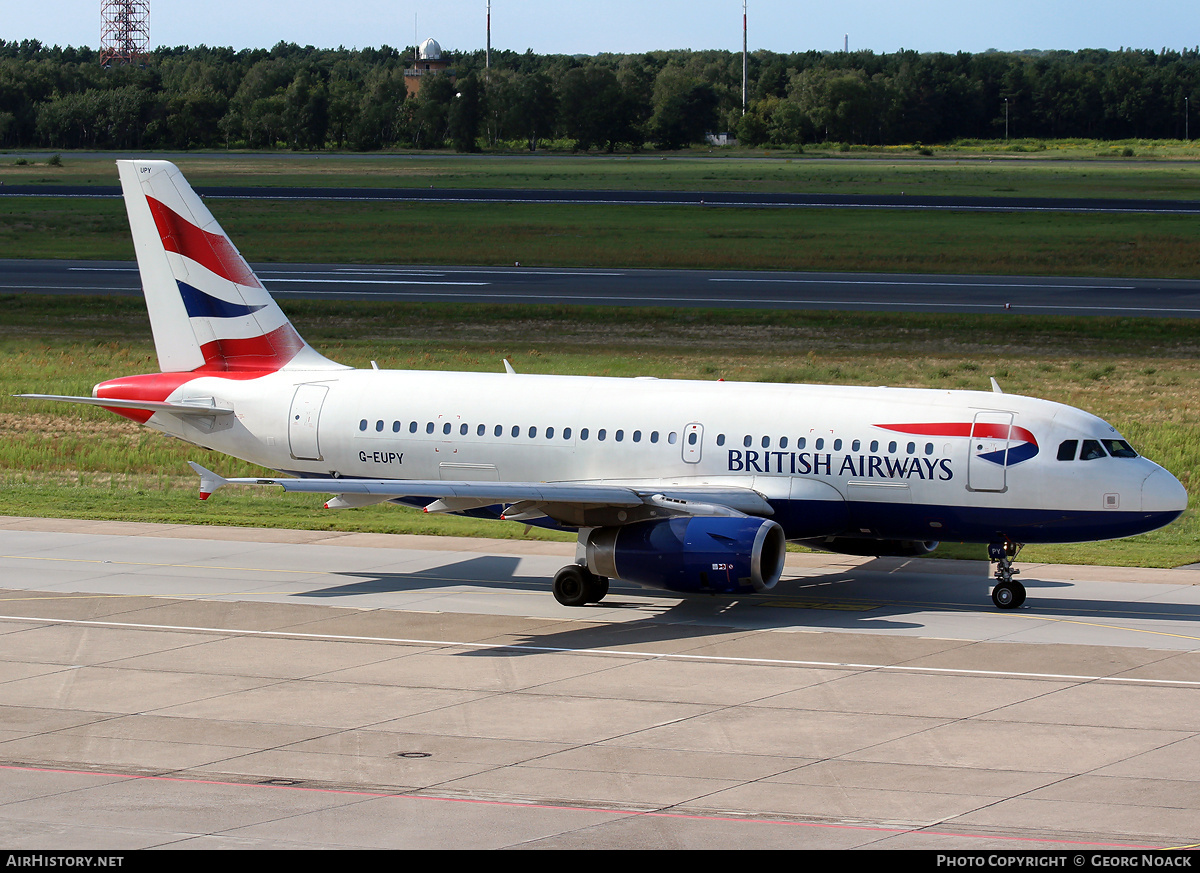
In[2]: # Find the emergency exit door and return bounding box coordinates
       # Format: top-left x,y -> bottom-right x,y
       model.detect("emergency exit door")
288,384 -> 329,461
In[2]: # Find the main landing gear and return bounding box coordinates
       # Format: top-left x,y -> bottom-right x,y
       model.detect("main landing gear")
988,539 -> 1026,609
552,564 -> 610,607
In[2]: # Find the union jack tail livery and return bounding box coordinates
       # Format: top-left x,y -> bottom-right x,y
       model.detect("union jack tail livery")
118,160 -> 341,374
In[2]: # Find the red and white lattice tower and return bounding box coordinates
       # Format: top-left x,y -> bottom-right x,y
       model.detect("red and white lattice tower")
100,0 -> 150,66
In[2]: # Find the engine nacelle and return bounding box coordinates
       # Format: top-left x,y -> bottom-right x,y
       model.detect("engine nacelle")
794,537 -> 939,558
585,516 -> 787,594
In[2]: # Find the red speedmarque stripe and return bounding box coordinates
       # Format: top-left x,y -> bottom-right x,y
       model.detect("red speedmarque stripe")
876,421 -> 1038,447
146,196 -> 264,290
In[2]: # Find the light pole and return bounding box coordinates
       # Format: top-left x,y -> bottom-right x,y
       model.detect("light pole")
1187,96 -> 1190,141
741,1 -> 747,116
1004,98 -> 1009,141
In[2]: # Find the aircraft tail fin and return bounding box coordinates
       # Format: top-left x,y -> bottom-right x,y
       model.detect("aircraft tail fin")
116,159 -> 343,374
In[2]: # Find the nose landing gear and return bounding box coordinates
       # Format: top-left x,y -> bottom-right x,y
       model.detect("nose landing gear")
988,539 -> 1026,609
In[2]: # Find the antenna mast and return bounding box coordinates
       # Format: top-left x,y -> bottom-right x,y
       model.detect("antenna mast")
99,0 -> 150,66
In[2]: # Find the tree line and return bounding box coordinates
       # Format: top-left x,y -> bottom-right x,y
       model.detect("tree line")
2,39 -> 1198,152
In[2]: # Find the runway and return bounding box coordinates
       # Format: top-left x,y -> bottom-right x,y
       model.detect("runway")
1,517 -> 1198,849
7,183 -> 1200,216
6,259 -> 1200,317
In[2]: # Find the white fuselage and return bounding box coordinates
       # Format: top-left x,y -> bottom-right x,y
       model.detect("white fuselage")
137,367 -> 1186,545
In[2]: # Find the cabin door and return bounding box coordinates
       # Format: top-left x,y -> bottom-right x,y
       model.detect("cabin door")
967,411 -> 1012,492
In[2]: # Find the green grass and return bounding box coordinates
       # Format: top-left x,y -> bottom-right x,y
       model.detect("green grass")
6,196 -> 1200,279
1,298 -> 1197,567
6,148 -> 1200,200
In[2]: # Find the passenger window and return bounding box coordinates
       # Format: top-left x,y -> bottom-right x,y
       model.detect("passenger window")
834,439 -> 842,451
546,426 -> 554,439
494,425 -> 502,437
393,421 -> 401,433
477,424 -> 485,436
615,430 -> 623,442
563,427 -> 572,439
426,422 -> 434,434
1057,440 -> 1078,461
410,421 -> 418,433
443,422 -> 452,435
581,428 -> 589,440
688,432 -> 697,445
925,443 -> 933,455
780,437 -> 788,449
460,423 -> 468,435
743,435 -> 752,448
598,429 -> 607,441
512,426 -> 520,438
907,442 -> 915,455
668,432 -> 677,445
632,430 -> 641,443
797,437 -> 806,449
1080,439 -> 1107,461
888,441 -> 897,453
375,420 -> 384,432
529,426 -> 537,438
870,440 -> 878,452
716,434 -> 725,446
851,439 -> 860,452
762,436 -> 771,448
650,431 -> 659,443
359,419 -> 368,432
815,438 -> 824,450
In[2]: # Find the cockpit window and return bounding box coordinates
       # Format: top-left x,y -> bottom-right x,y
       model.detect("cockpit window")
1079,439 -> 1107,461
1102,439 -> 1138,458
1057,440 -> 1078,461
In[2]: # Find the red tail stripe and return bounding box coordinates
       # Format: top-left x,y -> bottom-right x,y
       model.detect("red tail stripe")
197,323 -> 305,372
146,196 -> 263,290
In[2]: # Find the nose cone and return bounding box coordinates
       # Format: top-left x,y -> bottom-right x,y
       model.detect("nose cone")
1142,467 -> 1188,515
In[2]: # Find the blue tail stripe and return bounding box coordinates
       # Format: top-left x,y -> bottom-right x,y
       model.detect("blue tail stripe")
177,280 -> 266,320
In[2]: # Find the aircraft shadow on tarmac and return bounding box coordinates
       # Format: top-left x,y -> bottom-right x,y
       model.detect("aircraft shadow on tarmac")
292,554 -> 1200,651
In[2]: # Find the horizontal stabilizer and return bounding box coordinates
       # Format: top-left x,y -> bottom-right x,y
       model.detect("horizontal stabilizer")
17,394 -> 234,416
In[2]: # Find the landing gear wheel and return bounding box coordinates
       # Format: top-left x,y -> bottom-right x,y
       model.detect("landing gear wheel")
991,580 -> 1026,610
553,567 -> 609,606
988,538 -> 1027,610
553,566 -> 589,607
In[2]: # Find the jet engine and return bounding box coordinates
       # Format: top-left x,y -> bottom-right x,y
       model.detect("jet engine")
584,516 -> 787,594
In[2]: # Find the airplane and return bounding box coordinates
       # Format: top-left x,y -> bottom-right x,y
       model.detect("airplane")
19,160 -> 1188,611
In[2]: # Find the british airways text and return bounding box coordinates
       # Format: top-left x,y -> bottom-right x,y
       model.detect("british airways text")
728,450 -> 954,479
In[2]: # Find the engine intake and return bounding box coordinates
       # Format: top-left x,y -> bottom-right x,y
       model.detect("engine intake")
585,516 -> 787,594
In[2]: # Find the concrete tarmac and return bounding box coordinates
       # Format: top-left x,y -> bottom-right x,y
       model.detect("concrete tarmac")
0,516 -> 1198,850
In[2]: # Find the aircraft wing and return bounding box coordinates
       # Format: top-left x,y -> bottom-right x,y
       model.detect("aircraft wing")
189,463 -> 774,520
